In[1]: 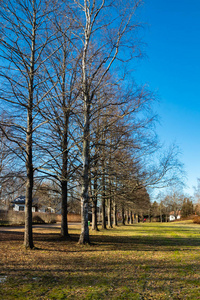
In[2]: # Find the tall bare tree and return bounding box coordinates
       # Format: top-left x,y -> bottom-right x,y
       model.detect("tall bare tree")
66,0 -> 144,244
0,0 -> 59,248
36,15 -> 82,238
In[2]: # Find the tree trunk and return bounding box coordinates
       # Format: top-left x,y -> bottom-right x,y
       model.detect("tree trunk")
91,132 -> 99,231
122,206 -> 125,225
61,61 -> 70,237
113,201 -> 118,226
102,196 -> 106,229
126,209 -> 130,224
160,206 -> 163,223
92,175 -> 99,231
101,131 -> 107,229
92,197 -> 98,231
78,4 -> 91,244
92,164 -> 99,231
134,213 -> 138,223
107,197 -> 112,228
61,180 -> 69,237
78,104 -> 90,244
24,4 -> 36,249
24,127 -> 34,249
130,210 -> 133,224
78,79 -> 90,243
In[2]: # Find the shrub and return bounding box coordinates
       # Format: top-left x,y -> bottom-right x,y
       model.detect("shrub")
193,216 -> 200,224
32,215 -> 45,224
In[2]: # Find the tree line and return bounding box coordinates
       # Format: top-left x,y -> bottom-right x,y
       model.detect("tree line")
150,190 -> 194,222
0,0 -> 183,248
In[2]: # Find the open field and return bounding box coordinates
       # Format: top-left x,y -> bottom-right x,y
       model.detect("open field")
1,221 -> 200,299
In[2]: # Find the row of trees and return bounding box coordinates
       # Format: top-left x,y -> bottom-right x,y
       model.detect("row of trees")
0,0 -> 183,248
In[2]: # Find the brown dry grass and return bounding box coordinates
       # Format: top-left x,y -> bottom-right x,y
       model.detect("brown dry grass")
1,222 -> 200,299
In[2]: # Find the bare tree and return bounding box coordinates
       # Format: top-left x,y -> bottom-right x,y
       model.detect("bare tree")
63,0 -> 144,244
35,13 -> 82,238
0,0 -> 59,248
163,189 -> 185,220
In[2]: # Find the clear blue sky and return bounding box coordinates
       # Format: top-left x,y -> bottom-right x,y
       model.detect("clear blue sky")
134,0 -> 200,196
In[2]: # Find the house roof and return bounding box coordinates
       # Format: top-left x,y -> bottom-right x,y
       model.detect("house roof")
12,196 -> 25,204
169,210 -> 181,216
12,196 -> 38,206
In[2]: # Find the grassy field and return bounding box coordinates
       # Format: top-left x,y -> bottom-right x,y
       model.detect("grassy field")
0,221 -> 200,299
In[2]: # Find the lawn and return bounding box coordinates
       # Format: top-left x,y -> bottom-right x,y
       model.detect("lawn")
0,221 -> 200,299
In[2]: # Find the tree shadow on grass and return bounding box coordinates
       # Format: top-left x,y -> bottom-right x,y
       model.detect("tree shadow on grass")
2,257 -> 200,300
0,230 -> 24,241
91,233 -> 200,250
1,230 -> 200,253
1,228 -> 200,299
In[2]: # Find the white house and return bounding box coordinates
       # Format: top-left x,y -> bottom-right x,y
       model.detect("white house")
169,215 -> 176,221
169,211 -> 181,221
12,196 -> 38,212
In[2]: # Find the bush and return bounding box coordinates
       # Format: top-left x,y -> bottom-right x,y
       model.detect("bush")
180,214 -> 195,221
193,216 -> 200,224
0,210 -> 57,225
33,212 -> 56,224
32,215 -> 45,224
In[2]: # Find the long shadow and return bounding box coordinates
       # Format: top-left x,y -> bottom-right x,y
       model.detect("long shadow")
2,257 -> 200,292
1,225 -> 200,299
1,227 -> 200,252
0,230 -> 24,241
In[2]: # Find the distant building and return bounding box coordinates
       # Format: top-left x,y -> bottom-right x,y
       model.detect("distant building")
12,196 -> 56,213
12,196 -> 39,212
169,211 -> 181,221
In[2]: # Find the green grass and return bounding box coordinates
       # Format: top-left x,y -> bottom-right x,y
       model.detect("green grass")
1,222 -> 200,299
